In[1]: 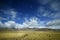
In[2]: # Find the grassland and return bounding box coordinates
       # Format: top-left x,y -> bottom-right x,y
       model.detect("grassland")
0,31 -> 60,40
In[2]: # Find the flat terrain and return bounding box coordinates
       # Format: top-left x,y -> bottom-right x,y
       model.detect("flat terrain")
0,31 -> 60,40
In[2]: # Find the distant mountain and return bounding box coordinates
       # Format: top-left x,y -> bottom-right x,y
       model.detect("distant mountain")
0,27 -> 60,31
18,27 -> 60,31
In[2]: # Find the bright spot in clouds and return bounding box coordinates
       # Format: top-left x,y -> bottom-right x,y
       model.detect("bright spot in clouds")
0,0 -> 60,29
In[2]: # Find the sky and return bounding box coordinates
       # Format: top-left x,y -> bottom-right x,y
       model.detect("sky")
0,0 -> 60,29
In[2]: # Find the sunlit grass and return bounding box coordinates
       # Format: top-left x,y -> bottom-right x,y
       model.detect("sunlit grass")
0,31 -> 60,40
0,31 -> 26,38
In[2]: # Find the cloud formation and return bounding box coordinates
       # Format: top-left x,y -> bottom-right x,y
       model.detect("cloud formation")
1,9 -> 17,20
37,0 -> 60,29
0,0 -> 60,29
38,0 -> 60,19
0,17 -> 46,29
46,19 -> 60,29
0,15 -> 60,29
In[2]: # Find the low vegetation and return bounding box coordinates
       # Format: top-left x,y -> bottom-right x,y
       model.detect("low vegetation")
0,31 -> 60,40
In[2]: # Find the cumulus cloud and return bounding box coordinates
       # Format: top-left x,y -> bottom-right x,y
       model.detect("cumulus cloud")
16,17 -> 45,29
1,9 -> 17,20
0,17 -> 46,29
4,21 -> 16,28
23,17 -> 39,28
15,23 -> 23,29
46,19 -> 60,29
0,17 -> 60,29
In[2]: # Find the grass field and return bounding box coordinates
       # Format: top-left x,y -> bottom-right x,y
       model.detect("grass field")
0,31 -> 60,40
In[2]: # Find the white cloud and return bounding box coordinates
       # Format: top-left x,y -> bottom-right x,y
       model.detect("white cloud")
47,26 -> 60,29
43,11 -> 50,17
4,21 -> 16,28
46,19 -> 60,25
0,21 -> 24,29
19,17 -> 40,28
0,21 -> 4,28
1,9 -> 17,20
15,23 -> 23,29
38,0 -> 60,19
38,7 -> 53,18
38,7 -> 60,19
10,10 -> 16,19
0,17 -> 46,29
15,17 -> 46,29
46,19 -> 60,29
0,17 -> 60,29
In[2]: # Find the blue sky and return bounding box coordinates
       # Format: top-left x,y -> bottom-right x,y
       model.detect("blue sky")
0,0 -> 60,29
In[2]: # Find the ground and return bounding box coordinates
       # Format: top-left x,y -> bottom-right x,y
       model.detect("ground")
0,31 -> 60,40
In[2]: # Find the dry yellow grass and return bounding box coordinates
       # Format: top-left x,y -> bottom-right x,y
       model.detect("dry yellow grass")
0,32 -> 25,38
0,31 -> 60,40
